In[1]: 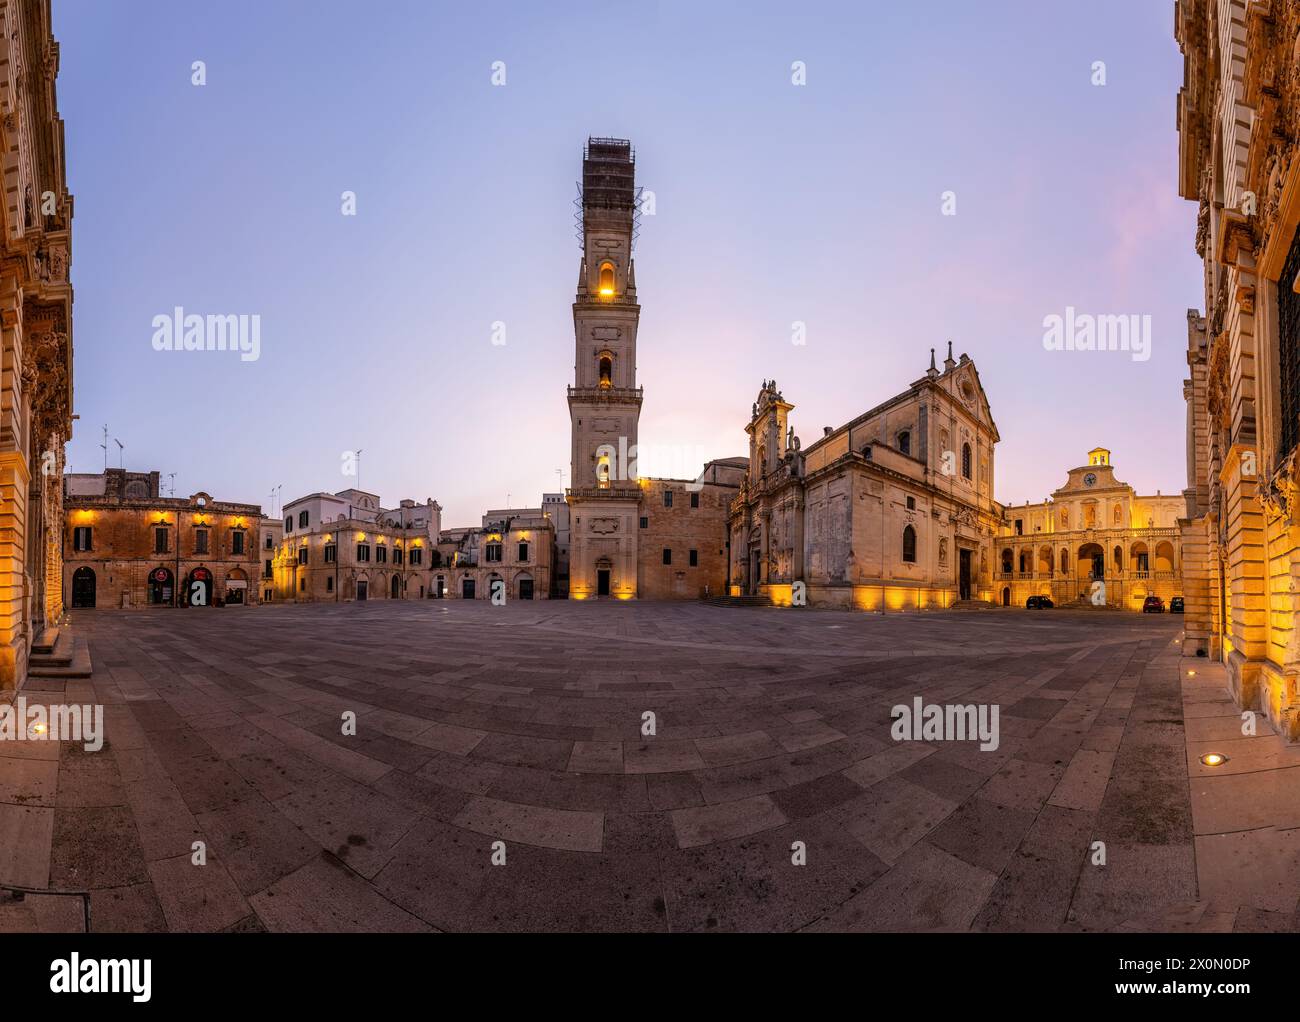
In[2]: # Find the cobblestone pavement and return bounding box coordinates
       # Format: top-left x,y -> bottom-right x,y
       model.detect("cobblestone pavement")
0,601 -> 1232,931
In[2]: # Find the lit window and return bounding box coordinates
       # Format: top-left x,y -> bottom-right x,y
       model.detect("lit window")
598,262 -> 615,295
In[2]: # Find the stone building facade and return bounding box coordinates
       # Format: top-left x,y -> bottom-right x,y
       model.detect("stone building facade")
728,348 -> 1002,609
638,460 -> 746,599
435,509 -> 554,601
273,488 -> 439,602
0,0 -> 74,688
994,448 -> 1184,609
1175,0 -> 1300,739
63,470 -> 261,608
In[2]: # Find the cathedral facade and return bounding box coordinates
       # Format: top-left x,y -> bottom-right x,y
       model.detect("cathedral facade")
728,348 -> 1001,609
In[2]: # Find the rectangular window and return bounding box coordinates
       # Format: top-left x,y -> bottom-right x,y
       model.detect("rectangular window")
357,544 -> 370,562
72,526 -> 92,552
518,542 -> 529,562
264,559 -> 272,578
690,492 -> 699,508
326,576 -> 334,592
155,527 -> 169,554
1014,519 -> 1023,535
376,545 -> 387,563
194,530 -> 209,555
232,531 -> 245,555
298,510 -> 309,528
324,544 -> 336,563
907,496 -> 916,511
663,490 -> 673,508
689,549 -> 698,567
297,546 -> 308,565
284,517 -> 293,533
410,548 -> 422,566
1281,225 -> 1300,455
265,535 -> 274,549
393,547 -> 403,565
662,548 -> 671,565
639,517 -> 648,529
486,543 -> 502,563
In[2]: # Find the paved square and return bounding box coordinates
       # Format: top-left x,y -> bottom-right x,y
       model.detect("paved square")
0,601 -> 1262,931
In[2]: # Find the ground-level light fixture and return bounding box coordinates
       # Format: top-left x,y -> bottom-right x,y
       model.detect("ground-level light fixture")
1200,752 -> 1228,767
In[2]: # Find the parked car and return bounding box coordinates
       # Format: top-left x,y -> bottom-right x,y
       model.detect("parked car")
1026,595 -> 1054,609
1143,595 -> 1165,613
1170,596 -> 1184,614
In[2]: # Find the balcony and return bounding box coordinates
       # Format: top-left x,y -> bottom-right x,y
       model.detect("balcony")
567,385 -> 643,403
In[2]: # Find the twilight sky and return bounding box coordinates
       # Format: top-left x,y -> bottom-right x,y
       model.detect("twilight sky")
55,0 -> 1199,526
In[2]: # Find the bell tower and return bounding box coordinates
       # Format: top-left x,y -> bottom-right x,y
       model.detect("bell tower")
566,138 -> 643,599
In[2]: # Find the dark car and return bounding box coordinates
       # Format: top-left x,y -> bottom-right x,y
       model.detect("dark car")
1143,595 -> 1165,613
1026,595 -> 1054,609
1170,597 -> 1184,614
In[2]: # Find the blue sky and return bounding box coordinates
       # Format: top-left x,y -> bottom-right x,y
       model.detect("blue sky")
55,0 -> 1198,524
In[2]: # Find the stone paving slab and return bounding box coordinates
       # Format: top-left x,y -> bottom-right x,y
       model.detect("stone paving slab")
0,601 -> 1257,931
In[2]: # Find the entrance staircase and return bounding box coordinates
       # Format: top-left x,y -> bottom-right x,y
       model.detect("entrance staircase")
27,626 -> 93,679
701,594 -> 774,608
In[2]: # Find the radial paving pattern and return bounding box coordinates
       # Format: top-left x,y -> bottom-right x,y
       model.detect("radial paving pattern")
0,602 -> 1193,931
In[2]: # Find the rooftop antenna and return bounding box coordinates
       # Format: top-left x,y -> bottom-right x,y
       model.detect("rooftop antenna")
114,438 -> 124,470
167,472 -> 176,497
99,424 -> 108,472
355,449 -> 363,493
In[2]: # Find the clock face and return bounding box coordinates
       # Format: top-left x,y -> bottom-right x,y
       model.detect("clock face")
1084,473 -> 1097,487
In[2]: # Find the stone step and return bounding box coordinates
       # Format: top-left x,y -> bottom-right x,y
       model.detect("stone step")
700,595 -> 775,608
28,636 -> 92,679
29,631 -> 72,667
950,599 -> 996,610
31,627 -> 59,655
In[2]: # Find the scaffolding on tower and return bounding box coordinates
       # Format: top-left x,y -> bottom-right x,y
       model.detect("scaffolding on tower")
573,137 -> 642,250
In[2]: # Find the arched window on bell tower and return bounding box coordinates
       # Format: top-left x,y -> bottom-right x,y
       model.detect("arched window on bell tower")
598,262 -> 615,296
597,351 -> 613,389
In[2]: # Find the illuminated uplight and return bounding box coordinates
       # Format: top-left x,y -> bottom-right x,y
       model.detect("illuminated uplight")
29,722 -> 47,737
1200,753 -> 1228,767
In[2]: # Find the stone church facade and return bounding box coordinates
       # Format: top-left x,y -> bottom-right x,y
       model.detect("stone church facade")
728,347 -> 1002,609
0,0 -> 73,689
1176,0 -> 1300,739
